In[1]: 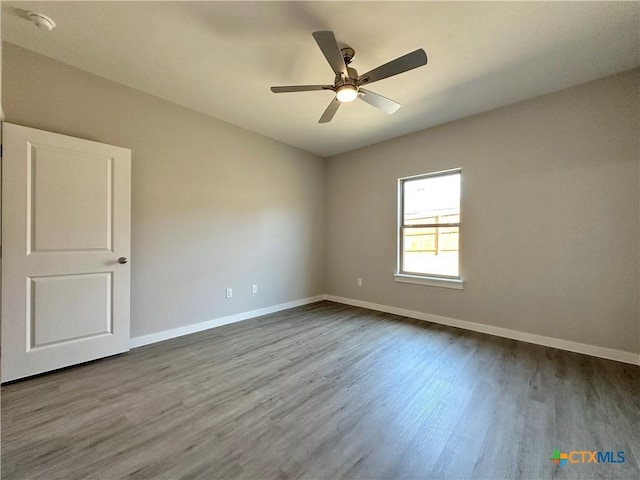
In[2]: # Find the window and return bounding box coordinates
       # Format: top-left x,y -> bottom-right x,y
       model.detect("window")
396,169 -> 462,289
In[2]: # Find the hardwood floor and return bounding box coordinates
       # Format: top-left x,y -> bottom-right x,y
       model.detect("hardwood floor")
2,301 -> 638,479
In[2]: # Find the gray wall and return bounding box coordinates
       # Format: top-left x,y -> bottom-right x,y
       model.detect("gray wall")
3,43 -> 325,338
325,69 -> 639,355
3,43 -> 638,356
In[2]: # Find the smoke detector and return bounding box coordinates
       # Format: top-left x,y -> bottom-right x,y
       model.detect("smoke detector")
28,12 -> 56,31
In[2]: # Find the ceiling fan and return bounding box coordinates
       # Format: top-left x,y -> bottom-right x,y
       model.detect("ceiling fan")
271,31 -> 428,123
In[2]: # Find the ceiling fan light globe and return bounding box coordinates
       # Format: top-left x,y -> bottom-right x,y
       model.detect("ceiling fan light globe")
336,85 -> 358,102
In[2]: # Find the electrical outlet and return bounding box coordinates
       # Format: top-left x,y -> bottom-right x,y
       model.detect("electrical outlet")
252,284 -> 258,294
225,288 -> 233,298
357,278 -> 363,287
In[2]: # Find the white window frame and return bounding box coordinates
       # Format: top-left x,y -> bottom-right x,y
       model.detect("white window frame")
394,168 -> 464,290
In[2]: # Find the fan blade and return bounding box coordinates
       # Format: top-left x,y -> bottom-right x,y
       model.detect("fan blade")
312,31 -> 349,79
319,97 -> 341,123
358,88 -> 401,114
271,85 -> 333,93
358,49 -> 427,85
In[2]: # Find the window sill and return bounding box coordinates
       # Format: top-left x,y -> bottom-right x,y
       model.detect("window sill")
394,274 -> 464,290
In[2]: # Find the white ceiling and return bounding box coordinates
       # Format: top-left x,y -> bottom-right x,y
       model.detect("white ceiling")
2,1 -> 639,157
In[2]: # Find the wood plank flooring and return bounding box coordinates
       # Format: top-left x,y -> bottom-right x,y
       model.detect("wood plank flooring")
2,301 -> 639,479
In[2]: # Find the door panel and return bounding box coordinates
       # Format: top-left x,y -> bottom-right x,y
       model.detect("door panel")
31,144 -> 114,252
30,273 -> 112,348
2,123 -> 131,382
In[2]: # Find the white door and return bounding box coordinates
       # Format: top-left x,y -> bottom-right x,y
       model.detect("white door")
1,123 -> 131,382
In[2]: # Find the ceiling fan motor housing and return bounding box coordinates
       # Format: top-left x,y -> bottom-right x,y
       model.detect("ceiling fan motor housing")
335,69 -> 359,88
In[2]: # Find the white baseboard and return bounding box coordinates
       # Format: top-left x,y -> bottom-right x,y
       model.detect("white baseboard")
129,295 -> 325,349
325,295 -> 640,366
129,293 -> 639,366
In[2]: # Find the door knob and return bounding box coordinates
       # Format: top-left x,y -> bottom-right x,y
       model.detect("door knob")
118,257 -> 129,264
